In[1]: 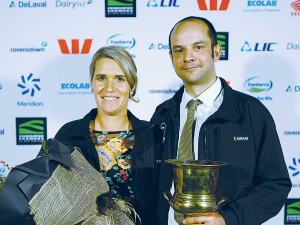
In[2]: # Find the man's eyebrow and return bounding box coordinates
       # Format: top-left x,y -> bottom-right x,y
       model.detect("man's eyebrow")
172,41 -> 207,49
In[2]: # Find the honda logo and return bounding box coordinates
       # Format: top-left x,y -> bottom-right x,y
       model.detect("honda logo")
58,39 -> 92,54
197,0 -> 230,10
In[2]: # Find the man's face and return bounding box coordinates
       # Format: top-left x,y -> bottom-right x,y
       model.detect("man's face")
169,20 -> 220,87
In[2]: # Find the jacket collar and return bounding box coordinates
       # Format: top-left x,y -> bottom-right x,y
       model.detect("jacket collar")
65,108 -> 153,140
157,77 -> 241,121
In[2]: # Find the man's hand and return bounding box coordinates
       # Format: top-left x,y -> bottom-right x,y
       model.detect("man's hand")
183,212 -> 226,225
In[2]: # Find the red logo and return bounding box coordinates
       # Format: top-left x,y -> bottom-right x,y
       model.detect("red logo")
291,0 -> 300,16
58,39 -> 92,54
197,0 -> 230,11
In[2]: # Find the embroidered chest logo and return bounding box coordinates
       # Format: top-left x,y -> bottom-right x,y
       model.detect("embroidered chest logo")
234,136 -> 249,141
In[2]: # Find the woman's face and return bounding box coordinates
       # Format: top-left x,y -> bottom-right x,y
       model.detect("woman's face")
90,58 -> 131,116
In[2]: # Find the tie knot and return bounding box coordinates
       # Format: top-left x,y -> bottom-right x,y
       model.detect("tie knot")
187,99 -> 201,111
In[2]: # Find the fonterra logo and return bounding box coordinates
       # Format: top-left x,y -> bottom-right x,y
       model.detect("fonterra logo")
244,77 -> 273,93
106,34 -> 135,49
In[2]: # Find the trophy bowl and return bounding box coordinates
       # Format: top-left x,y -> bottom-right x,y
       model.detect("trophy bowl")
164,160 -> 227,216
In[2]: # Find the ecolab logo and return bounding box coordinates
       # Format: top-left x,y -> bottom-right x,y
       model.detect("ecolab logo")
197,0 -> 230,10
147,0 -> 179,7
61,83 -> 90,89
10,1 -> 47,8
107,34 -> 135,49
291,0 -> 300,16
58,39 -> 92,54
244,77 -> 273,93
248,1 -> 277,6
241,41 -> 277,51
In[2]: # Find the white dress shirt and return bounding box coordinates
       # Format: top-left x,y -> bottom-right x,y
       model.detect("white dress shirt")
168,77 -> 224,225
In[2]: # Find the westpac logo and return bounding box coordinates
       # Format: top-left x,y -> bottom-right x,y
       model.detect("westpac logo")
286,85 -> 300,92
16,118 -> 47,145
18,73 -> 41,97
10,42 -> 47,53
107,34 -> 135,49
56,0 -> 92,9
58,39 -> 92,54
217,32 -> 229,60
147,0 -> 179,7
10,1 -> 47,8
244,77 -> 273,93
241,41 -> 277,52
289,158 -> 300,177
291,0 -> 300,16
197,0 -> 230,10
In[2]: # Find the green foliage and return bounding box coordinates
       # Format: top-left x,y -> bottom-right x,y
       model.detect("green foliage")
0,175 -> 7,191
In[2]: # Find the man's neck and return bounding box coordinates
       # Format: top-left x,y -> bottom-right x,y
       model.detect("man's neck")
184,76 -> 218,98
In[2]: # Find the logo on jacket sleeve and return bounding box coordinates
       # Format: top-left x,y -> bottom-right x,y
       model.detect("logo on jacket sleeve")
233,136 -> 249,141
284,199 -> 300,224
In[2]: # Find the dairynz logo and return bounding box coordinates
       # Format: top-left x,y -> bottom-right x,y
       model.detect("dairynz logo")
244,1 -> 280,12
18,73 -> 41,97
286,85 -> 300,92
58,83 -> 92,95
16,118 -> 47,145
217,32 -> 229,60
289,158 -> 300,177
107,34 -> 135,50
244,77 -> 273,93
10,1 -> 47,8
284,199 -> 300,224
58,39 -> 92,54
149,43 -> 169,50
291,0 -> 300,16
241,41 -> 277,51
287,43 -> 300,50
0,129 -> 4,135
10,42 -> 47,53
56,0 -> 92,9
147,0 -> 179,7
197,0 -> 230,11
105,0 -> 136,17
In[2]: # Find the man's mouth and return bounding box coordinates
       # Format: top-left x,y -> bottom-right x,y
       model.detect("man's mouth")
183,67 -> 199,70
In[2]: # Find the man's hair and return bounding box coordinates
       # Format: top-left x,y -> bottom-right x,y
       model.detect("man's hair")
168,16 -> 218,57
89,46 -> 138,102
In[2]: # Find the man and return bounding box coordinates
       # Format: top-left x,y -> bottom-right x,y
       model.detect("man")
151,16 -> 291,225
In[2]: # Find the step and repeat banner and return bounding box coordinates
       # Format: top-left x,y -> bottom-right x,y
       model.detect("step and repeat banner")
0,0 -> 299,224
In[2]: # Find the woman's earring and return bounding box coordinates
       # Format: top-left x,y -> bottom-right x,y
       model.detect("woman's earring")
91,89 -> 94,93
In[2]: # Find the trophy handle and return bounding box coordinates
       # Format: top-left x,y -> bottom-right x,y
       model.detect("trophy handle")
163,191 -> 174,207
213,197 -> 228,212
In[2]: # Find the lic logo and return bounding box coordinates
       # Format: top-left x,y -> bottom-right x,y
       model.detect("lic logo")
18,73 -> 41,97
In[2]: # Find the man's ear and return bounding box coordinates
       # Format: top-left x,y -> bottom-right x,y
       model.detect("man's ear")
213,44 -> 222,62
169,51 -> 174,66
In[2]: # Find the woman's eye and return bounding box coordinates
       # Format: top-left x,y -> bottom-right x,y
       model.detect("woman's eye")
116,77 -> 125,82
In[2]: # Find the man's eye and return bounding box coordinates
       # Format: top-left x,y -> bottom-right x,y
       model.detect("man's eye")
174,49 -> 182,53
195,45 -> 203,50
98,76 -> 106,81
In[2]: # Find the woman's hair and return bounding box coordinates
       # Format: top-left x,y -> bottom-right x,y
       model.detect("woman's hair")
89,46 -> 138,102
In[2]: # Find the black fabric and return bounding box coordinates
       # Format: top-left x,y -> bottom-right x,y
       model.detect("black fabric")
151,77 -> 292,225
39,109 -> 163,225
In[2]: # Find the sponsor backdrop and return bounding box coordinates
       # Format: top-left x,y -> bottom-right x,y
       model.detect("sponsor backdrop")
0,0 -> 299,224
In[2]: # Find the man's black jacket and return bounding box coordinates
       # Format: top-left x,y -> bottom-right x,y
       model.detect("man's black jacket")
151,77 -> 291,225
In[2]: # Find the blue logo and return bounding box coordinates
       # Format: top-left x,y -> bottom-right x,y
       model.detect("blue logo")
42,42 -> 47,47
147,0 -> 179,7
244,77 -> 273,93
56,0 -> 92,9
61,83 -> 90,89
10,1 -> 47,8
18,73 -> 41,97
286,86 -> 300,92
287,43 -> 300,50
247,1 -> 277,7
10,42 -> 47,53
149,43 -> 169,50
107,34 -> 135,49
289,158 -> 300,177
0,129 -> 4,135
0,84 -> 2,90
0,168 -> 5,174
241,41 -> 277,51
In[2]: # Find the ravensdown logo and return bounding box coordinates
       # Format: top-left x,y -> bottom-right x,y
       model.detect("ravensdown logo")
58,39 -> 92,54
18,73 -> 41,97
196,0 -> 230,10
106,34 -> 135,49
244,77 -> 273,93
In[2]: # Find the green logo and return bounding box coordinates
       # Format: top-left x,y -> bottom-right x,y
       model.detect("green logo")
216,32 -> 229,60
19,120 -> 44,135
287,201 -> 300,215
107,0 -> 133,7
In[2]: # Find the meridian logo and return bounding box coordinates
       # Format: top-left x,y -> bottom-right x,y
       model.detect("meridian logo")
217,32 -> 229,60
147,0 -> 179,7
292,0 -> 300,16
105,0 -> 136,17
289,158 -> 300,177
244,77 -> 273,93
10,1 -> 47,8
58,39 -> 92,54
196,0 -> 230,10
16,118 -> 47,145
284,199 -> 300,224
241,41 -> 277,51
107,34 -> 135,49
18,73 -> 41,97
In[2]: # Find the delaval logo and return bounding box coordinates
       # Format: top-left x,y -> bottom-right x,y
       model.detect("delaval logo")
286,85 -> 300,92
196,0 -> 230,10
58,39 -> 92,54
18,73 -> 41,97
147,0 -> 179,7
107,34 -> 135,49
56,0 -> 92,9
291,0 -> 300,16
241,41 -> 277,51
10,1 -> 47,8
244,77 -> 273,93
289,158 -> 300,177
149,43 -> 169,50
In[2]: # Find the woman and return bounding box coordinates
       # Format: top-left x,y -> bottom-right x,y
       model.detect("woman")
51,46 -> 162,224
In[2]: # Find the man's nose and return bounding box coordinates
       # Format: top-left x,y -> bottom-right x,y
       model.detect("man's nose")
183,49 -> 195,63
